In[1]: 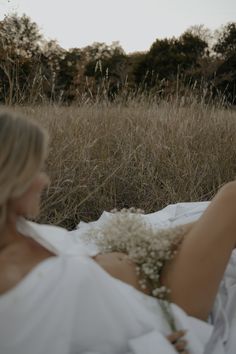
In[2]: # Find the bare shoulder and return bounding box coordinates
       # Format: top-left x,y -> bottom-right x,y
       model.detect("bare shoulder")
0,239 -> 55,295
0,260 -> 23,294
93,252 -> 151,295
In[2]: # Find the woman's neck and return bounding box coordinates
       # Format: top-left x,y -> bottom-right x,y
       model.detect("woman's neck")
0,216 -> 22,251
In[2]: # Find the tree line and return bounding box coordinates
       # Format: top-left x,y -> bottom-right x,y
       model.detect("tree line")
0,13 -> 235,105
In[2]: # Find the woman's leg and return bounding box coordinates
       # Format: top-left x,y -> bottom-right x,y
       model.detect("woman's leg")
161,181 -> 236,321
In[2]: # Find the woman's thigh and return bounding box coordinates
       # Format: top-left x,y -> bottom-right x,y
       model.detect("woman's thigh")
160,181 -> 236,320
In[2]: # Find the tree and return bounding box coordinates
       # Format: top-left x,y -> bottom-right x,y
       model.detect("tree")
213,22 -> 236,59
83,41 -> 128,99
133,34 -> 208,88
134,38 -> 180,86
0,13 -> 42,57
213,23 -> 236,104
185,25 -> 213,52
177,32 -> 208,63
56,48 -> 82,102
40,40 -> 67,101
0,13 -> 43,103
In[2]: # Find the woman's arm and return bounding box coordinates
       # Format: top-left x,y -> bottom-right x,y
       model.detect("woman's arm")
160,181 -> 236,321
181,221 -> 196,234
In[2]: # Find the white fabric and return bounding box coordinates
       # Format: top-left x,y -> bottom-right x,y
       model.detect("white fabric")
0,201 -> 234,354
128,330 -> 177,354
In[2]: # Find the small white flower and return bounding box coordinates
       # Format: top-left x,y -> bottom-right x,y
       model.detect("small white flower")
83,210 -> 185,302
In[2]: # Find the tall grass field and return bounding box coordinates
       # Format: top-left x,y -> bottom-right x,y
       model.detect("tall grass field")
8,95 -> 236,229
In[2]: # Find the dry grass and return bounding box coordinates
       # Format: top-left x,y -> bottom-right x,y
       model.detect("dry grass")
12,96 -> 236,229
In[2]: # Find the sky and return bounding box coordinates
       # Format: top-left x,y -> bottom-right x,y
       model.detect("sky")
0,0 -> 235,54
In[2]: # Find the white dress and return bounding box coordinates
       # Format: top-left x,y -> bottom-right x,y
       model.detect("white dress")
0,202 -> 233,354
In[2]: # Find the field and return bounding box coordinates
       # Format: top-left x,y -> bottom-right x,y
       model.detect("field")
11,96 -> 236,229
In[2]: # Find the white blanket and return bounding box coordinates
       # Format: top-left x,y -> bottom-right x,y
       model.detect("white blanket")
0,201 -> 234,354
67,201 -> 236,354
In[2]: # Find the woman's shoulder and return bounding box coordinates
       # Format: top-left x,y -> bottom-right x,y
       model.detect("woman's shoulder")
0,236 -> 102,298
0,217 -> 103,296
0,237 -> 56,295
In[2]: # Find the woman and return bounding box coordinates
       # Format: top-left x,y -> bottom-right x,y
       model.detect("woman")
0,111 -> 234,354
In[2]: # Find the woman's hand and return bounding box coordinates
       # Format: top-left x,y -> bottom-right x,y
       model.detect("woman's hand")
166,330 -> 188,353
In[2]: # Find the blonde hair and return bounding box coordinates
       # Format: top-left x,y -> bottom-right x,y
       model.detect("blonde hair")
0,111 -> 48,231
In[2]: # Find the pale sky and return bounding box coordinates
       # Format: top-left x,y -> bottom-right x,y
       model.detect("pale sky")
0,0 -> 235,53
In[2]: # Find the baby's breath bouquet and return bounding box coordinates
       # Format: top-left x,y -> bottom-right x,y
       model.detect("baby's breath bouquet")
83,208 -> 187,330
84,207 -> 186,298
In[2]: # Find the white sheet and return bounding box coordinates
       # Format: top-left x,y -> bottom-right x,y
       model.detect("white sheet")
1,201 -> 235,354
76,202 -> 236,354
